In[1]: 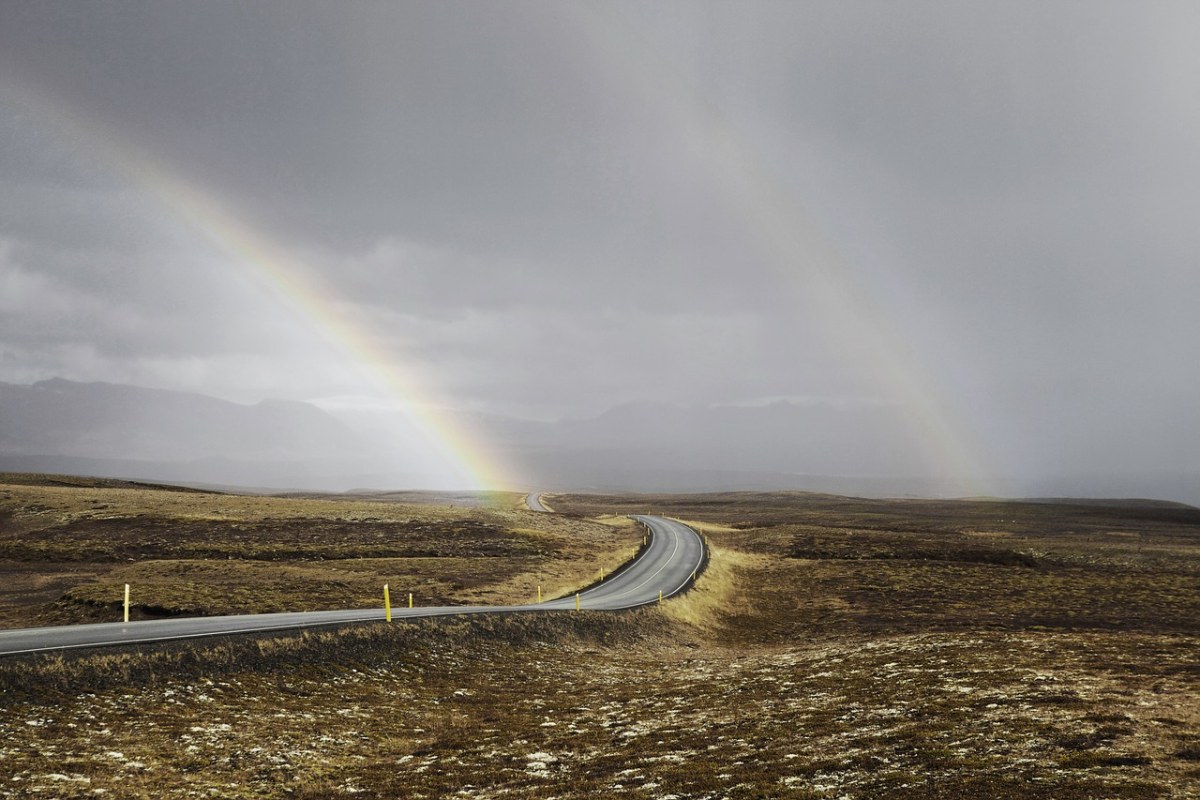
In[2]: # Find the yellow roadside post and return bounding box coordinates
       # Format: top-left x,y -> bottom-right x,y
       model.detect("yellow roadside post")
123,583 -> 130,623
383,583 -> 392,623
408,592 -> 413,609
600,568 -> 605,581
658,589 -> 663,604
575,593 -> 580,612
537,585 -> 542,603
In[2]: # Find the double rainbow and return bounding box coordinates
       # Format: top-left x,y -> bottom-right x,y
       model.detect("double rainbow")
5,13 -> 1000,496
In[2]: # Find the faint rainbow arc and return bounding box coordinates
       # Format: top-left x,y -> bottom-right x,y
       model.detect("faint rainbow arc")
568,6 -> 1002,495
3,76 -> 516,491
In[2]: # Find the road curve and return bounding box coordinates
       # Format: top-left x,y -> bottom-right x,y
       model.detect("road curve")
0,515 -> 704,657
525,492 -> 550,512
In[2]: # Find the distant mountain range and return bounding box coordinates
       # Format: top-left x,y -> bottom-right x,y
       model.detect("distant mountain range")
0,378 -> 398,490
3,378 -> 1194,503
0,378 -> 945,494
0,378 -> 360,462
473,400 -> 959,494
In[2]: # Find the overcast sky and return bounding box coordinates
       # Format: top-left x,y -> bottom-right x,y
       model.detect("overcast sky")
2,1 -> 1198,496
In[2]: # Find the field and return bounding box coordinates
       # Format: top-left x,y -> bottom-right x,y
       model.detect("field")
0,475 -> 638,628
1,480 -> 1199,798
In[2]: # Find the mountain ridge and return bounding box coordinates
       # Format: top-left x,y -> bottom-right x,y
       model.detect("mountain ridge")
0,377 -> 363,464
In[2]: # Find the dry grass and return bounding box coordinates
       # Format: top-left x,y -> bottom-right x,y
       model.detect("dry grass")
0,486 -> 1198,798
0,477 -> 640,627
2,619 -> 1195,798
658,545 -> 766,634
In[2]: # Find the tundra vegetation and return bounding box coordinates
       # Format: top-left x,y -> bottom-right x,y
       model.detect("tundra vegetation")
0,475 -> 636,626
0,477 -> 1197,798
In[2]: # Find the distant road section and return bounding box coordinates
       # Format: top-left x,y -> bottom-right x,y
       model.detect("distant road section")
526,492 -> 552,512
0,515 -> 704,657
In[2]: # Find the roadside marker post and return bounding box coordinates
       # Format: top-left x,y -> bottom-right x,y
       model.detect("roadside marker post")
658,589 -> 663,604
123,583 -> 130,623
408,593 -> 413,609
383,584 -> 392,623
537,585 -> 542,603
575,593 -> 580,612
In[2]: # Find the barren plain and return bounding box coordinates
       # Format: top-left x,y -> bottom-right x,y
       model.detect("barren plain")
1,477 -> 1198,798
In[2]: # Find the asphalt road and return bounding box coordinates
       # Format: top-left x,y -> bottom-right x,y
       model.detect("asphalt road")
525,491 -> 550,512
0,515 -> 704,657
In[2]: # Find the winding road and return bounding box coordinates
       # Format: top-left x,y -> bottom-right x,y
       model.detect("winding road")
525,491 -> 550,512
0,514 -> 704,657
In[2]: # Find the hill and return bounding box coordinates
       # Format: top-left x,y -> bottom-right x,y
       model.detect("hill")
0,378 -> 400,489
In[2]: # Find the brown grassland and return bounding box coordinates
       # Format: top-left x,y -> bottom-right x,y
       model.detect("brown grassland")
1,478 -> 1198,798
0,475 -> 637,626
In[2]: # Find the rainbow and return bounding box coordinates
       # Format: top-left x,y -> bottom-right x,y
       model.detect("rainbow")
567,5 -> 1002,495
131,167 -> 520,491
5,15 -> 1003,496
2,75 -> 519,491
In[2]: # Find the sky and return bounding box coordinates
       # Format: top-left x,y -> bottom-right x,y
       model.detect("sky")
1,1 -> 1198,497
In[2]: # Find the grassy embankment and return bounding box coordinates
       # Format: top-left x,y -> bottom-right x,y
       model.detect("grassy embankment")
1,483 -> 1198,798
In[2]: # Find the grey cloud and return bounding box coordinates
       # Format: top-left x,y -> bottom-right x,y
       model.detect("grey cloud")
1,1 -> 1198,498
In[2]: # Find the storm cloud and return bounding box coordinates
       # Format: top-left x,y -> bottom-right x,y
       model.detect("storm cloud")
1,1 -> 1197,498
